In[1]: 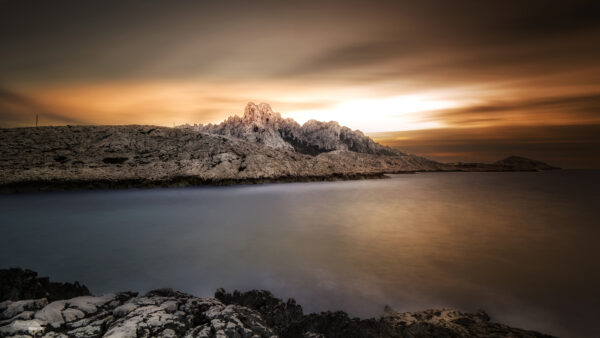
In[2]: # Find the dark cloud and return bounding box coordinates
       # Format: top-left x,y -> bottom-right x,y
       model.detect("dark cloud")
370,124 -> 600,169
2,0 -> 598,84
430,94 -> 600,127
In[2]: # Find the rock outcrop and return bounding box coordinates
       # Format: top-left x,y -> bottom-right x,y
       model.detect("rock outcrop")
0,103 -> 559,192
0,125 -> 446,193
0,269 -> 554,338
196,103 -> 398,156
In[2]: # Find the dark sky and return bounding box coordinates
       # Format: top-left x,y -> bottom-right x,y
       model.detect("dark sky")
1,0 -> 599,167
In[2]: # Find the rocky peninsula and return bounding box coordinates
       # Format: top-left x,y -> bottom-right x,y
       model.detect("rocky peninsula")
0,103 -> 558,193
0,268 -> 554,338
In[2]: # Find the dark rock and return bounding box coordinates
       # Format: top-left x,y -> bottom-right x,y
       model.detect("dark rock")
102,156 -> 128,164
215,288 -> 304,334
450,156 -> 560,172
145,288 -> 179,298
494,156 -> 560,171
0,268 -> 90,302
53,155 -> 68,163
215,289 -> 555,338
0,269 -> 555,338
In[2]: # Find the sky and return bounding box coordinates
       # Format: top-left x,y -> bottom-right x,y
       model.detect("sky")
1,0 -> 599,168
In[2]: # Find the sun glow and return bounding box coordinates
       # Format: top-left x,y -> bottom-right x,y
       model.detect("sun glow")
284,95 -> 459,132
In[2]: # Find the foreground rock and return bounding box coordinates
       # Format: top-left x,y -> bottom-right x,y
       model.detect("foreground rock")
0,269 -> 554,338
0,103 -> 559,193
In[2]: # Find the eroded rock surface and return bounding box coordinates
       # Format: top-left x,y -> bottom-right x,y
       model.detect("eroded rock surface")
0,288 -> 555,338
196,103 -> 398,156
0,290 -> 277,338
0,270 -> 554,338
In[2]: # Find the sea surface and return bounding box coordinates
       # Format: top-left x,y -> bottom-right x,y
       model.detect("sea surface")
1,170 -> 599,337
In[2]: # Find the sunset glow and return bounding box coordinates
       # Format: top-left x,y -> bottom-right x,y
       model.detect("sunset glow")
285,95 -> 458,131
1,1 -> 599,167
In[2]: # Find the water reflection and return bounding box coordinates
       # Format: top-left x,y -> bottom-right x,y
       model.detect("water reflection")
1,171 -> 598,337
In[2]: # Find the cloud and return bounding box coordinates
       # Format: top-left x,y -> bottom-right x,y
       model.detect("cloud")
369,124 -> 600,168
0,0 -> 599,169
429,94 -> 600,127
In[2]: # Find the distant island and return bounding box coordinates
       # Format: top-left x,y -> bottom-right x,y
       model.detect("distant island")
0,268 -> 553,337
0,103 -> 559,193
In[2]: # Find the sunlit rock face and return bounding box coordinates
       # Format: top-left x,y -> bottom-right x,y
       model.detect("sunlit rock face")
199,102 -> 400,156
203,102 -> 295,151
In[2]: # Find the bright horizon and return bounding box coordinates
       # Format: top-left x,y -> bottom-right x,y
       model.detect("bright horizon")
1,1 -> 599,168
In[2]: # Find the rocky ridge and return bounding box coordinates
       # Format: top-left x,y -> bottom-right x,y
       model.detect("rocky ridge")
0,269 -> 554,338
193,103 -> 399,156
0,103 -> 559,192
0,125 -> 446,193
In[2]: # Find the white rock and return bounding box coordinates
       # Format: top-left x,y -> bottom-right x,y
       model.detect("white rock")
34,301 -> 65,328
62,308 -> 85,322
0,319 -> 45,336
1,298 -> 47,320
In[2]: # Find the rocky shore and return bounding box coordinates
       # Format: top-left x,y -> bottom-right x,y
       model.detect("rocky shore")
0,103 -> 558,193
0,268 -> 554,338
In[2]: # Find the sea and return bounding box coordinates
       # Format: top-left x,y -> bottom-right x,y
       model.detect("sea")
1,170 -> 598,337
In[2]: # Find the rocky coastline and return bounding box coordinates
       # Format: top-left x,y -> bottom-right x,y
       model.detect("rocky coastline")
0,268 -> 554,338
0,103 -> 559,193
0,173 -> 389,194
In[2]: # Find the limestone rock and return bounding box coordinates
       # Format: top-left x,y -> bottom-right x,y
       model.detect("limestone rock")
0,269 -> 555,338
0,103 -> 559,192
197,102 -> 398,156
0,125 -> 446,192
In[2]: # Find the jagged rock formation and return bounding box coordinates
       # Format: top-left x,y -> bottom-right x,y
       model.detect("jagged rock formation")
0,269 -> 554,338
196,103 -> 398,156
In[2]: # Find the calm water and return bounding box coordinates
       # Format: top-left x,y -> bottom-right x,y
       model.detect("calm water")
1,171 -> 599,337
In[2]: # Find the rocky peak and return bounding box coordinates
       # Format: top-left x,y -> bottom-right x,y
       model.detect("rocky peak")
242,102 -> 282,125
196,102 -> 400,156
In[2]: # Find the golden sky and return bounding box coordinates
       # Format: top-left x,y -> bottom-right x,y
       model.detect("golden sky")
1,1 -> 599,167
